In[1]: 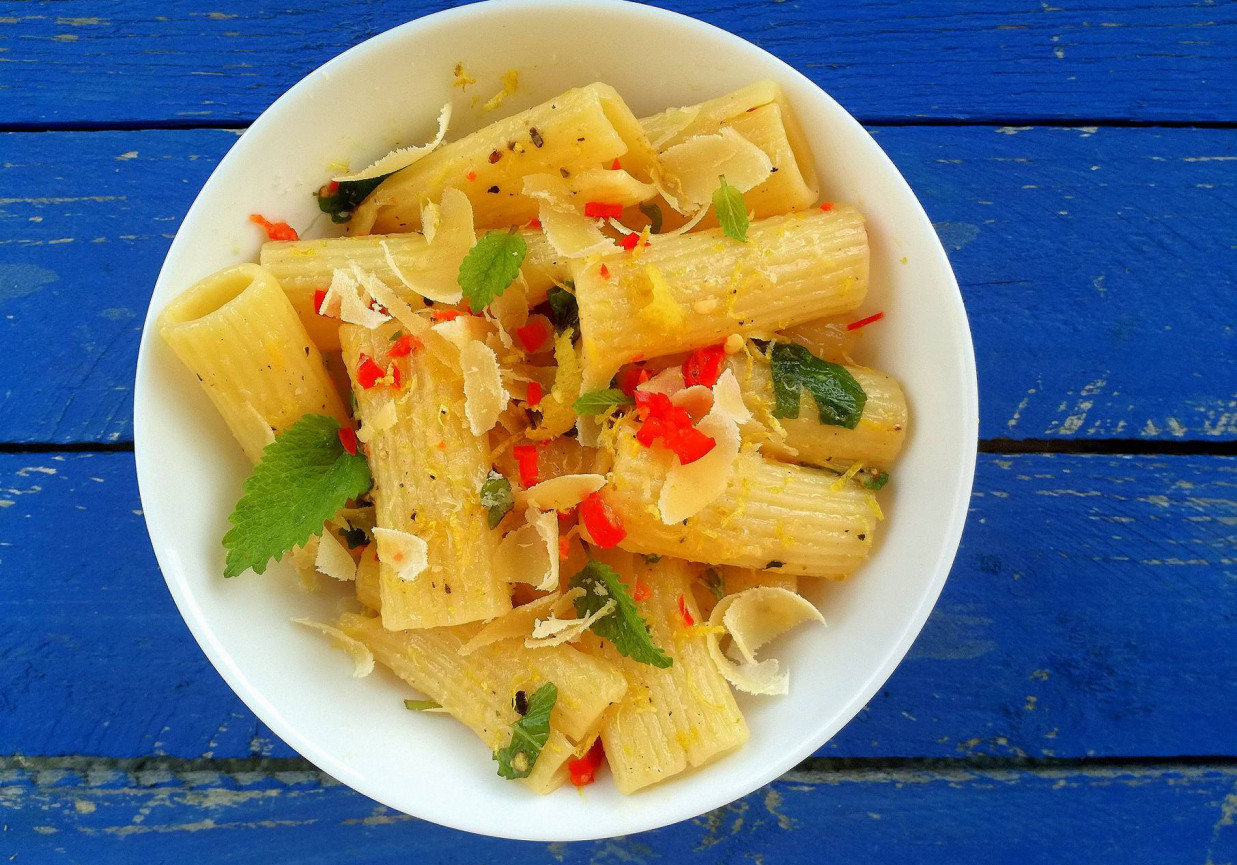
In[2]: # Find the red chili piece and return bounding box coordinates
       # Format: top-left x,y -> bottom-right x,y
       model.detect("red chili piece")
678,595 -> 695,626
610,158 -> 622,170
337,427 -> 358,455
846,311 -> 885,331
820,202 -> 834,212
387,334 -> 421,357
249,213 -> 299,241
356,354 -> 385,390
584,201 -> 625,220
580,492 -> 626,548
616,366 -> 650,396
598,264 -> 611,280
526,381 -> 543,407
682,343 -> 727,388
631,391 -> 717,464
389,363 -> 402,389
632,579 -> 652,602
313,288 -> 328,315
513,444 -> 540,487
568,739 -> 605,787
527,216 -> 542,229
515,319 -> 549,353
619,232 -> 640,251
431,309 -> 462,322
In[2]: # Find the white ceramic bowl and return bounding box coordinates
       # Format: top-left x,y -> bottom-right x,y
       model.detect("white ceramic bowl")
135,0 -> 977,841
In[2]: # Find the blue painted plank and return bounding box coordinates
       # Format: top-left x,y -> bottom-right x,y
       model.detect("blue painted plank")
1,126 -> 1233,444
0,452 -> 1232,762
1,0 -> 1234,125
2,761 -> 1235,862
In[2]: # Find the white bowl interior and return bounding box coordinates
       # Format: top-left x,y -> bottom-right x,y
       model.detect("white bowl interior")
135,0 -> 977,842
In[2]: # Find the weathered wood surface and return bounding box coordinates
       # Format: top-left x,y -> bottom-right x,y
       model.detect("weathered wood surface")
2,760 -> 1235,863
1,125 -> 1232,444
1,451 -> 1232,762
1,0 -> 1234,126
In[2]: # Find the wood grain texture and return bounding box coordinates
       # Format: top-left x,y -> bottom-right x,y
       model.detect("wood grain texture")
1,452 -> 1232,762
2,760 -> 1235,863
0,126 -> 1232,444
1,0 -> 1234,126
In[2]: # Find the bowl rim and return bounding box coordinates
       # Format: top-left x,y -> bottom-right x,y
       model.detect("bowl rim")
134,0 -> 978,840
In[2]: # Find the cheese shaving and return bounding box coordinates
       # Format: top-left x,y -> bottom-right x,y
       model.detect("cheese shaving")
526,599 -> 616,649
538,202 -> 621,259
658,404 -> 741,524
421,199 -> 441,245
671,384 -> 715,419
460,340 -> 509,435
645,105 -> 702,149
314,530 -> 357,581
522,473 -> 606,511
459,592 -> 560,655
356,400 -> 398,444
657,127 -> 773,209
493,508 -> 558,592
523,170 -> 656,212
661,203 -> 710,236
705,587 -> 824,695
291,618 -> 374,678
637,366 -> 686,397
712,368 -> 752,424
378,188 -> 473,304
371,527 -> 429,582
332,102 -> 452,182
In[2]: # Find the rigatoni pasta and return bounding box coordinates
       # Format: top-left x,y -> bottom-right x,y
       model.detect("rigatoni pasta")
157,79 -> 908,795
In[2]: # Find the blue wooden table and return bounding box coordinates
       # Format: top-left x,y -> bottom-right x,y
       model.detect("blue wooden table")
2,1 -> 1235,861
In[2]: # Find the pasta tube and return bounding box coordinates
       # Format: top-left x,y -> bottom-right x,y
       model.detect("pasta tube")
341,322 -> 511,629
157,263 -> 347,463
574,206 -> 868,388
354,83 -> 657,234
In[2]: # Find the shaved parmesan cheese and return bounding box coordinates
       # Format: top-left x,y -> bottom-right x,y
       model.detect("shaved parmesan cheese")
523,170 -> 656,212
377,188 -> 473,304
321,267 -> 392,329
671,384 -> 715,419
291,618 -> 374,677
538,202 -> 621,259
662,202 -> 710,236
432,314 -> 492,351
637,366 -> 686,397
523,474 -> 606,511
332,102 -> 452,182
460,340 -> 509,435
705,588 -> 824,695
372,527 -> 429,582
494,508 -> 558,593
356,400 -> 397,444
646,105 -> 702,149
712,368 -> 752,424
421,199 -> 441,245
525,599 -> 616,649
658,405 -> 741,524
460,592 -> 559,655
640,265 -> 686,329
658,127 -> 773,209
314,530 -> 357,581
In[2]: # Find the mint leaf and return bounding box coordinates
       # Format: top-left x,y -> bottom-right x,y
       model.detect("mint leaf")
639,201 -> 664,234
340,523 -> 368,549
480,470 -> 514,529
494,682 -> 557,779
315,173 -> 392,224
573,388 -> 634,416
769,342 -> 868,429
571,561 -> 672,668
712,176 -> 749,242
862,470 -> 890,491
546,285 -> 579,333
458,229 -> 527,313
404,699 -> 442,711
222,415 -> 372,578
701,567 -> 725,601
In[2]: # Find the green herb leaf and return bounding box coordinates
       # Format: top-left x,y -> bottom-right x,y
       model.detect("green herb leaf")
571,561 -> 672,668
315,174 -> 393,224
765,560 -> 785,569
222,415 -> 372,578
712,176 -> 749,242
493,682 -> 557,779
573,388 -> 635,416
340,523 -> 368,549
769,342 -> 868,429
388,329 -> 405,342
639,201 -> 664,234
458,229 -> 527,313
862,471 -> 890,491
546,285 -> 580,333
701,567 -> 725,601
642,554 -> 662,565
480,470 -> 515,529
404,699 -> 442,711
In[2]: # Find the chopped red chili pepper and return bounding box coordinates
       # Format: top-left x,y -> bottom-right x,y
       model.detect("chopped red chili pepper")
356,354 -> 384,389
632,578 -> 652,602
584,201 -> 624,220
846,311 -> 885,331
526,381 -> 543,407
325,181 -> 339,195
568,739 -> 605,787
515,319 -> 549,353
465,171 -> 477,181
430,309 -> 462,322
557,505 -> 577,526
527,216 -> 542,229
580,491 -> 626,549
632,391 -> 717,463
682,343 -> 727,388
820,202 -> 834,212
389,363 -> 402,389
312,288 -> 328,315
610,158 -> 622,170
619,232 -> 640,251
598,264 -> 611,280
616,366 -> 650,396
558,536 -> 571,561
337,427 -> 358,455
513,444 -> 540,487
634,416 -> 666,447
248,213 -> 298,242
666,424 -> 716,464
387,334 -> 421,357
678,594 -> 695,626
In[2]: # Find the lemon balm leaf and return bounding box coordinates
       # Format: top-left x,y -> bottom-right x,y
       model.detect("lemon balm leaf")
458,229 -> 527,313
494,682 -> 557,779
315,173 -> 392,224
712,176 -> 749,242
222,414 -> 372,578
480,470 -> 515,529
769,342 -> 868,429
571,561 -> 672,668
573,388 -> 635,416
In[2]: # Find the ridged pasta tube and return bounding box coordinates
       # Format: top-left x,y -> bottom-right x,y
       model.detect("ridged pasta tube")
157,263 -> 347,463
341,322 -> 511,629
574,206 -> 868,389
